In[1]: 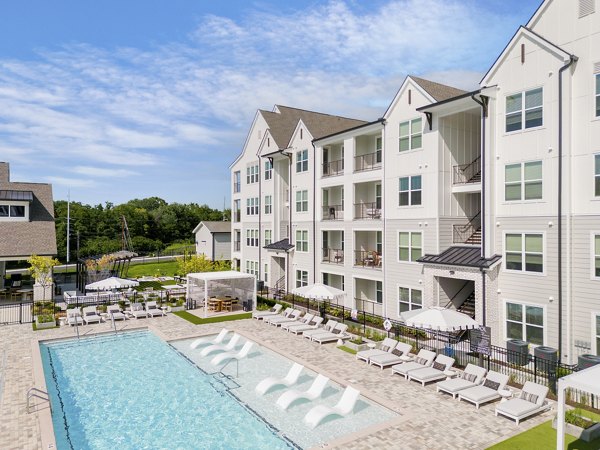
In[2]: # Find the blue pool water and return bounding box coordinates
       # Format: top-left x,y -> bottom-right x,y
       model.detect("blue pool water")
40,331 -> 293,450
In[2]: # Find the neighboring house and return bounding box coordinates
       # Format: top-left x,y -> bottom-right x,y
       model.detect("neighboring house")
193,221 -> 231,261
232,0 -> 600,364
0,162 -> 57,292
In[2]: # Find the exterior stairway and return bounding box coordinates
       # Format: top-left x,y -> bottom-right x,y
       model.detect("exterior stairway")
457,292 -> 476,318
465,228 -> 481,245
468,171 -> 481,183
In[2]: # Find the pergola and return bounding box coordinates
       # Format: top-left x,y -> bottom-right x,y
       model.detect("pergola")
556,364 -> 600,450
186,271 -> 256,318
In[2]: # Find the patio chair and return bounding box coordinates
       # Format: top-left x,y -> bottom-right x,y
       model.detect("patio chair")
255,362 -> 304,396
211,341 -> 254,366
390,349 -> 436,378
190,328 -> 229,349
266,309 -> 301,325
458,370 -> 509,408
495,381 -> 550,425
145,301 -> 166,317
270,310 -> 306,327
107,304 -> 127,321
287,316 -> 324,334
310,323 -> 350,345
436,364 -> 487,399
303,386 -> 361,429
261,307 -> 293,324
200,333 -> 242,357
302,320 -> 337,339
129,303 -> 148,319
408,354 -> 455,386
82,306 -> 102,325
66,309 -> 83,326
276,374 -> 330,410
356,337 -> 397,363
252,304 -> 283,320
281,313 -> 314,331
368,342 -> 413,370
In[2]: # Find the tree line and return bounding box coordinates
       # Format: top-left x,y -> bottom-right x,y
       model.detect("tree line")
53,197 -> 230,262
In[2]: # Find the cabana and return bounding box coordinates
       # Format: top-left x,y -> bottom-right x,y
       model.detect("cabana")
556,364 -> 600,450
186,271 -> 256,318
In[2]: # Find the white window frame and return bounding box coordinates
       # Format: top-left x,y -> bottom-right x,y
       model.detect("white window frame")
246,197 -> 259,215
505,87 -> 544,133
246,164 -> 259,184
295,229 -> 309,252
595,72 -> 600,118
246,229 -> 259,247
233,199 -> 241,222
245,260 -> 259,277
503,299 -> 546,346
504,160 -> 543,202
264,263 -> 269,283
503,232 -> 545,276
264,229 -> 272,247
591,232 -> 600,280
233,171 -> 241,193
296,149 -> 308,173
397,231 -> 422,263
592,312 -> 600,355
398,175 -> 422,206
264,160 -> 272,180
399,118 -> 422,152
296,269 -> 308,288
0,201 -> 29,221
264,195 -> 272,214
397,285 -> 423,315
295,190 -> 308,212
595,154 -> 600,197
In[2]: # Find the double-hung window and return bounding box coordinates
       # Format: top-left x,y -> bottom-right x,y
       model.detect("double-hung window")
264,195 -> 272,214
264,160 -> 272,180
233,199 -> 241,222
399,118 -> 422,152
505,233 -> 544,273
596,72 -> 600,117
264,229 -> 272,246
506,302 -> 544,345
398,232 -> 422,262
593,234 -> 600,278
398,287 -> 422,313
595,154 -> 600,197
246,197 -> 259,215
506,88 -> 543,132
246,229 -> 258,247
595,315 -> 600,355
233,171 -> 241,193
246,164 -> 259,184
505,161 -> 542,201
399,175 -> 422,206
296,270 -> 308,288
296,149 -> 308,173
245,260 -> 259,277
296,190 -> 308,212
376,281 -> 383,304
295,230 -> 308,252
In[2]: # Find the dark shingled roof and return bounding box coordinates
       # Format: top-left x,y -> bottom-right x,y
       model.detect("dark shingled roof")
260,105 -> 367,149
196,221 -> 231,234
418,246 -> 502,269
410,76 -> 467,102
0,190 -> 34,202
0,162 -> 57,258
263,238 -> 294,252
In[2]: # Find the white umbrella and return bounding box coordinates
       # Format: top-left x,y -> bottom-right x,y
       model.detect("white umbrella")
290,283 -> 345,300
401,306 -> 478,332
85,276 -> 140,291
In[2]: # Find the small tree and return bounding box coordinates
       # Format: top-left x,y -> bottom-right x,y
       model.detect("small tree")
176,253 -> 230,275
27,255 -> 60,301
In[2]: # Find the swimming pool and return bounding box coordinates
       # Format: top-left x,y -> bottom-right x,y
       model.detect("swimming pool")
40,331 -> 294,450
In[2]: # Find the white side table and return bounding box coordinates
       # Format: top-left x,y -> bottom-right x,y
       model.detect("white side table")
499,389 -> 513,402
443,369 -> 458,380
399,355 -> 413,362
367,343 -> 377,350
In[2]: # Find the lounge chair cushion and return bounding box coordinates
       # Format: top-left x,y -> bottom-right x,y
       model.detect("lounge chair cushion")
370,353 -> 404,366
483,379 -> 500,390
391,348 -> 403,357
332,328 -> 341,334
460,385 -> 497,403
437,377 -> 476,394
496,398 -> 539,417
461,372 -> 478,383
520,391 -> 539,404
410,367 -> 446,382
380,345 -> 390,352
414,356 -> 428,365
432,361 -> 445,371
85,311 -> 97,316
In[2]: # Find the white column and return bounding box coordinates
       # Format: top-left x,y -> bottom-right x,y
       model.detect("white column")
204,282 -> 208,319
556,380 -> 566,450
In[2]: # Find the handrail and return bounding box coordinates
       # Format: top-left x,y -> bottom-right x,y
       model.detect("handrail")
354,202 -> 381,219
322,248 -> 344,264
453,155 -> 481,184
443,280 -> 472,309
26,388 -> 51,413
219,358 -> 239,378
322,205 -> 343,220
322,159 -> 344,177
354,150 -> 382,172
452,211 -> 481,244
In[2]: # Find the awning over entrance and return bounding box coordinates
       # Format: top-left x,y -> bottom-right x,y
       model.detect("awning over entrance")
263,239 -> 294,252
418,246 -> 501,269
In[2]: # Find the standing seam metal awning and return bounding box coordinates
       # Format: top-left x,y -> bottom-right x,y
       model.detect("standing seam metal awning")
417,246 -> 502,269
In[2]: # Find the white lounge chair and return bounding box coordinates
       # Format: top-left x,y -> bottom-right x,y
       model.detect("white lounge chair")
107,304 -> 127,321
355,337 -> 396,362
211,341 -> 254,366
458,370 -> 510,408
408,354 -> 455,386
145,301 -> 166,317
495,381 -> 550,425
82,306 -> 102,324
66,309 -> 83,326
302,320 -> 337,339
261,307 -> 293,324
266,309 -> 302,326
303,386 -> 360,429
287,316 -> 324,334
252,304 -> 283,320
310,323 -> 350,344
436,363 -> 487,398
200,333 -> 242,357
190,328 -> 229,349
390,349 -> 436,378
281,313 -> 314,331
129,303 -> 148,319
367,341 -> 413,369
255,362 -> 304,396
276,374 -> 329,410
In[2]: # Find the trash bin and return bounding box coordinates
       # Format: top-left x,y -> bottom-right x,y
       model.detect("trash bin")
243,300 -> 253,312
256,280 -> 264,292
507,339 -> 529,366
186,298 -> 196,310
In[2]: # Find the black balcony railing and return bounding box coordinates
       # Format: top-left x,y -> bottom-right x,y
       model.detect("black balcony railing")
233,182 -> 241,193
354,250 -> 382,268
322,205 -> 344,220
322,159 -> 344,177
354,151 -> 382,172
322,248 -> 344,264
354,202 -> 381,219
453,155 -> 481,184
233,210 -> 241,222
453,212 -> 481,245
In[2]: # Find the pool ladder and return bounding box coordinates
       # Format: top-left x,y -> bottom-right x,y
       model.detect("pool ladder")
26,387 -> 51,414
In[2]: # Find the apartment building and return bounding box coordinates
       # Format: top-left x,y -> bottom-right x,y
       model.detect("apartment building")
232,0 -> 600,364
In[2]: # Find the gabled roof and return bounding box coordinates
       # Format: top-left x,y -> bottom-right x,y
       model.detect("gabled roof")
417,246 -> 502,269
263,238 -> 294,252
193,221 -> 231,234
410,76 -> 467,102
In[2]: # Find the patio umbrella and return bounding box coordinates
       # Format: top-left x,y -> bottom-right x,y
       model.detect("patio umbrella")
85,276 -> 140,291
290,283 -> 345,300
400,306 -> 478,332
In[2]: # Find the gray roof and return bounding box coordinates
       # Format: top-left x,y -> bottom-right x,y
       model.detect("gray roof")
410,76 -> 467,102
0,190 -> 34,202
196,221 -> 231,234
260,105 -> 367,149
417,246 -> 501,269
0,162 -> 57,258
263,238 -> 294,252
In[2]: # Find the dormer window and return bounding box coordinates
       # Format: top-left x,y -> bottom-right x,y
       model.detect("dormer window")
0,190 -> 32,221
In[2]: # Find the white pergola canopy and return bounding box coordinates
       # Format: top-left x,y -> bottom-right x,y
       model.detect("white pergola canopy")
186,271 -> 256,318
556,364 -> 600,450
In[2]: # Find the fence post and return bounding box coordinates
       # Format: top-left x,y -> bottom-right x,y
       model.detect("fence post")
533,355 -> 537,384
362,311 -> 366,334
415,327 -> 420,351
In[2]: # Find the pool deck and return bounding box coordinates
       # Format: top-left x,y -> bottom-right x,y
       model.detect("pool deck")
0,314 -> 554,450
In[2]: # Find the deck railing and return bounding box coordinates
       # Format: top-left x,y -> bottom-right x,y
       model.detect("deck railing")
322,205 -> 344,220
322,159 -> 344,177
354,151 -> 382,172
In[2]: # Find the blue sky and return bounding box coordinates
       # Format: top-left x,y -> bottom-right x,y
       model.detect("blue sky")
0,0 -> 541,207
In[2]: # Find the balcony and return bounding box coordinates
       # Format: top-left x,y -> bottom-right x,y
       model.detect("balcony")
354,250 -> 382,269
322,205 -> 344,220
233,182 -> 241,193
322,159 -> 344,177
453,212 -> 481,245
234,241 -> 241,252
354,151 -> 381,173
354,277 -> 383,315
322,248 -> 344,264
354,202 -> 381,220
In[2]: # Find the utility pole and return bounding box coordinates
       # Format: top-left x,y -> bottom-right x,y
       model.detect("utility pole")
66,189 -> 70,263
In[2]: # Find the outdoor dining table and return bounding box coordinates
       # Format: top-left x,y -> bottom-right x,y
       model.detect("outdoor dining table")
16,288 -> 33,300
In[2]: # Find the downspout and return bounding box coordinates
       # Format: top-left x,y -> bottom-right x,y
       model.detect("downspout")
286,151 -> 293,292
312,143 -> 317,284
258,155 -> 262,283
558,55 -> 577,360
381,121 -> 387,319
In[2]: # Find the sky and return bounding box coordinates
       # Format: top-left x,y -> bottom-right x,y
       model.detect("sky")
0,0 -> 542,208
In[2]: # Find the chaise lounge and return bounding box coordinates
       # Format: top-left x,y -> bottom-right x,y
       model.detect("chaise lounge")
309,323 -> 350,345
190,328 -> 229,349
436,363 -> 487,398
107,304 -> 127,321
495,381 -> 550,425
252,303 -> 283,320
458,370 -> 509,408
276,374 -> 330,410
356,337 -> 397,363
391,349 -> 436,378
408,354 -> 455,386
285,316 -> 324,334
145,301 -> 166,317
255,362 -> 304,396
82,306 -> 102,325
368,342 -> 413,370
302,320 -> 337,339
303,386 -> 361,429
200,333 -> 242,357
211,341 -> 254,366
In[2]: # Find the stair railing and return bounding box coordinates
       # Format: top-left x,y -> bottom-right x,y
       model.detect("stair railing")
452,212 -> 481,244
453,155 -> 481,184
444,281 -> 473,309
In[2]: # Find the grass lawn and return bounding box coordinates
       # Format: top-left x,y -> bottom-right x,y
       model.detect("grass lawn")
125,261 -> 179,278
337,346 -> 357,355
174,311 -> 252,325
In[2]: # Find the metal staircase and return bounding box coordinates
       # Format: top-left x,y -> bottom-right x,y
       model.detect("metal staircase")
269,275 -> 286,299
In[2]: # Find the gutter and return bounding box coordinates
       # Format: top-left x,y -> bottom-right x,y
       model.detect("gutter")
285,150 -> 293,292
312,142 -> 317,284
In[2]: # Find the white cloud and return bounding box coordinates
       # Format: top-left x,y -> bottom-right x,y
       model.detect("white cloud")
72,166 -> 139,178
46,176 -> 97,188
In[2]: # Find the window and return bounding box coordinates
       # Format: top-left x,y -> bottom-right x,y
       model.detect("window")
376,137 -> 382,163
246,164 -> 259,184
295,230 -> 308,252
595,315 -> 600,355
264,195 -> 272,214
264,264 -> 268,283
246,229 -> 259,247
505,161 -> 542,201
398,232 -> 422,262
233,171 -> 241,193
376,281 -> 383,304
296,149 -> 308,173
376,231 -> 382,256
246,197 -> 259,215
264,160 -> 272,180
399,175 -> 422,206
596,73 -> 600,117
506,302 -> 544,345
506,88 -> 543,132
505,233 -> 544,273
264,229 -> 272,246
245,260 -> 259,277
0,204 -> 25,218
595,154 -> 600,196
399,118 -> 422,152
594,234 -> 600,277
296,270 -> 308,288
296,190 -> 308,212
233,199 -> 241,222
398,287 -> 422,313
